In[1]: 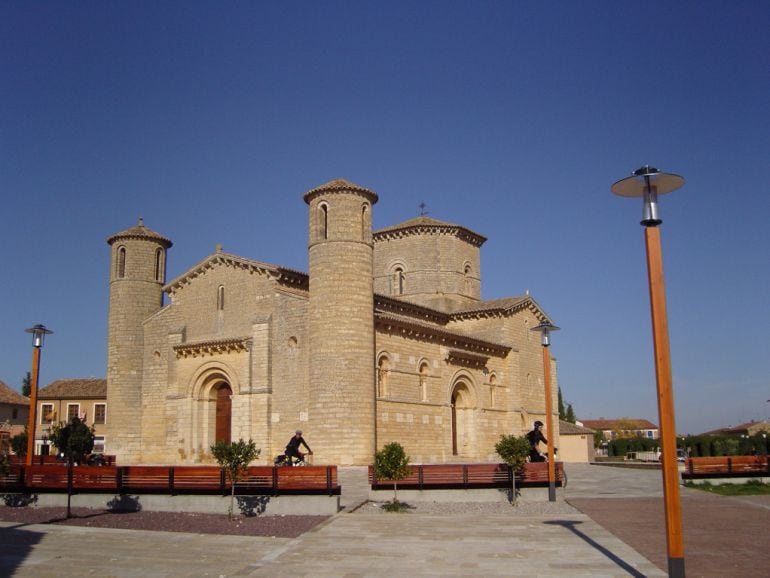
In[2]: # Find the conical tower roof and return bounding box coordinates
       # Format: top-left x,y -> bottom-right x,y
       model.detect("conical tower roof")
107,218 -> 173,248
303,178 -> 378,204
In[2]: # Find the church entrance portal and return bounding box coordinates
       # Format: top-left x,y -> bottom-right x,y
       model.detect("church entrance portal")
214,383 -> 232,444
450,382 -> 474,457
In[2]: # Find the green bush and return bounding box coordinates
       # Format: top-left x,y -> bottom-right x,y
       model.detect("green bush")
211,439 -> 261,520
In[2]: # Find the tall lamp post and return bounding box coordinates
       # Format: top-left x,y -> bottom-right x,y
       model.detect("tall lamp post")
531,319 -> 559,502
611,165 -> 685,578
24,324 -> 53,468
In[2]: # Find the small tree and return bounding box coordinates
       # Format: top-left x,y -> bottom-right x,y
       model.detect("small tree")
11,430 -> 27,457
49,417 -> 95,464
495,434 -> 531,504
373,442 -> 411,510
211,439 -> 260,520
49,417 -> 95,518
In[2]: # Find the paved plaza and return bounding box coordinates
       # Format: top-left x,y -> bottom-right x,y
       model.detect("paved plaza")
1,464 -> 768,577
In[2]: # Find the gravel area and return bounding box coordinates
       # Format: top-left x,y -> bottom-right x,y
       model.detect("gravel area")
354,499 -> 580,515
0,506 -> 329,538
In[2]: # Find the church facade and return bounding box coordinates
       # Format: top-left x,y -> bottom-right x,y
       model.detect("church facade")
105,179 -> 559,466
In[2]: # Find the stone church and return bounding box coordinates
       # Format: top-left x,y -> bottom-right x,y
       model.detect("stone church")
106,179 -> 559,466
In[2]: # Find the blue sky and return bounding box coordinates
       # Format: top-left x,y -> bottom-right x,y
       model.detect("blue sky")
2,2 -> 768,435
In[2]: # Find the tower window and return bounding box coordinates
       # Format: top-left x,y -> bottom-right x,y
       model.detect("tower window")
319,203 -> 328,240
155,248 -> 164,282
361,203 -> 369,240
217,285 -> 225,310
117,247 -> 126,278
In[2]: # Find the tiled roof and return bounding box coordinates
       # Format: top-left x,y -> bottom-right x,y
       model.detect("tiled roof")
38,378 -> 106,400
559,420 -> 595,435
303,178 -> 378,204
0,380 -> 29,406
700,420 -> 770,435
580,418 -> 658,431
374,216 -> 487,247
106,218 -> 173,248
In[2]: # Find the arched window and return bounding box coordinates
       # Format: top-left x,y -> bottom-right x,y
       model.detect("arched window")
318,203 -> 328,240
361,203 -> 369,240
217,285 -> 225,310
393,267 -> 405,295
154,248 -> 164,282
464,264 -> 472,295
419,361 -> 429,402
117,247 -> 126,278
489,373 -> 497,406
377,355 -> 391,398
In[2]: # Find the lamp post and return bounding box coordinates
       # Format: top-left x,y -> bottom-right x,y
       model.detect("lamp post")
530,319 -> 559,502
24,324 -> 53,468
611,165 -> 685,578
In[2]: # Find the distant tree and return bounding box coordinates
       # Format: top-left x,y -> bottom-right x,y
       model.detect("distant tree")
495,434 -> 531,504
565,404 -> 576,424
373,442 -> 411,510
211,439 -> 260,520
593,430 -> 604,449
558,388 -> 566,421
21,372 -> 31,397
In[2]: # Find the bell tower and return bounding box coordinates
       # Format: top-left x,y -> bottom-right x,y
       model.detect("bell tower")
106,218 -> 172,463
304,179 -> 377,465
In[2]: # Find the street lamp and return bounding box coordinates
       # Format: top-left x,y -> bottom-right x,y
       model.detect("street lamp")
530,319 -> 559,502
612,165 -> 685,578
24,324 -> 53,468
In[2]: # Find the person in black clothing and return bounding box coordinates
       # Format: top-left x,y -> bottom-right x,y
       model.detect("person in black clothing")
285,430 -> 313,462
527,421 -> 548,462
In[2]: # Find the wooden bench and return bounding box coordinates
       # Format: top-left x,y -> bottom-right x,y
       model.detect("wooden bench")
0,464 -> 340,496
683,456 -> 769,479
368,462 -> 565,490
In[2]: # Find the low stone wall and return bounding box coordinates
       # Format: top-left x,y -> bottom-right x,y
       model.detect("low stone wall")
11,492 -> 340,516
685,476 -> 769,486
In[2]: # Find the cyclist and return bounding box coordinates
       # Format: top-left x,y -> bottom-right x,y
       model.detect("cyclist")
285,430 -> 313,463
526,421 -> 548,462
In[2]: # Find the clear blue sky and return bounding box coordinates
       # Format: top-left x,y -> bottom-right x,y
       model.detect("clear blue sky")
2,2 -> 768,435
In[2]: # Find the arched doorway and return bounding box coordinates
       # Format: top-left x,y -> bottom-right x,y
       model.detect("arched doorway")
214,383 -> 232,444
450,381 -> 475,457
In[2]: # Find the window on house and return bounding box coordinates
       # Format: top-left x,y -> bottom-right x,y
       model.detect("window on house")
67,404 -> 80,422
93,436 -> 105,454
94,403 -> 106,424
41,403 -> 54,424
12,408 -> 18,419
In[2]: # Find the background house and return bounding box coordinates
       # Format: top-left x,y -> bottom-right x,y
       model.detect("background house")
36,378 -> 107,455
0,379 -> 29,452
558,420 -> 596,463
580,418 -> 659,441
700,420 -> 770,437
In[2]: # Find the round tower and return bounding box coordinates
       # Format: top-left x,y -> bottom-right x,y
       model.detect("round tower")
106,218 -> 172,463
304,179 -> 378,465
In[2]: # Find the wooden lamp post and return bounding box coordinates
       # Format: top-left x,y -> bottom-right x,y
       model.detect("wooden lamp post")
530,319 -> 559,502
24,324 -> 53,468
612,165 -> 685,578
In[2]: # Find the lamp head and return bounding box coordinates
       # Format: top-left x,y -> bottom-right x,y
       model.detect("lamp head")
25,324 -> 53,348
611,165 -> 684,226
530,320 -> 560,347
